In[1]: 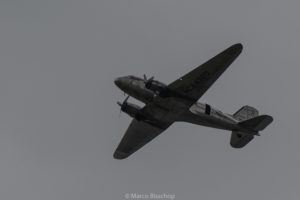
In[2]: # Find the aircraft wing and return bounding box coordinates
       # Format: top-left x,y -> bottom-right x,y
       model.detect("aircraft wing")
166,43 -> 243,106
114,118 -> 172,159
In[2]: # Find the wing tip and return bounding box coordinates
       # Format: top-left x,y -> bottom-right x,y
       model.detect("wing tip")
227,43 -> 243,55
113,150 -> 129,160
261,114 -> 274,124
235,43 -> 243,49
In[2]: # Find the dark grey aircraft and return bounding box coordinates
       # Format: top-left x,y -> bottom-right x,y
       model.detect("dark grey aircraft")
114,43 -> 273,159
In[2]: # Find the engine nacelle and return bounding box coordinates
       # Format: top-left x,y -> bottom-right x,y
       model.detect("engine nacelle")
121,102 -> 143,119
145,80 -> 167,94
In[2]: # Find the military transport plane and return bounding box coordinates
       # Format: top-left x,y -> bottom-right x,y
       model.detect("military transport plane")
114,43 -> 273,159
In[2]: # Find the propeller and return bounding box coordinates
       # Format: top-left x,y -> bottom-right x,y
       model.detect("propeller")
117,95 -> 129,111
143,74 -> 154,89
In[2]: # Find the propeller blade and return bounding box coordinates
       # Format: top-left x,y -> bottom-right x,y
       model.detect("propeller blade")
123,95 -> 129,104
118,96 -> 130,117
143,74 -> 154,81
149,76 -> 154,81
117,96 -> 129,108
145,76 -> 154,89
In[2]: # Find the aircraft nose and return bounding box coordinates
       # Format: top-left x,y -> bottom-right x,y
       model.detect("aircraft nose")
114,77 -> 124,88
114,77 -> 121,86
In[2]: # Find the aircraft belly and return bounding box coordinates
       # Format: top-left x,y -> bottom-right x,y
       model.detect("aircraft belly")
144,105 -> 177,123
154,97 -> 189,113
141,96 -> 189,123
145,97 -> 237,131
184,113 -> 235,130
180,110 -> 237,131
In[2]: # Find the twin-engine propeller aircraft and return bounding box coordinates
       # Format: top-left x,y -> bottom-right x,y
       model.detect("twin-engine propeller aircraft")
114,43 -> 273,159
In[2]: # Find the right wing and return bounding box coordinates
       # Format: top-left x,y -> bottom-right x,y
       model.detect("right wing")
165,43 -> 243,106
114,118 -> 172,159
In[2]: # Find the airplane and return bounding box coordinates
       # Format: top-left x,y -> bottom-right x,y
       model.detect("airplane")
113,43 -> 273,159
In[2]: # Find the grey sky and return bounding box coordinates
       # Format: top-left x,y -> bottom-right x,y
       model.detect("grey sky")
0,0 -> 299,199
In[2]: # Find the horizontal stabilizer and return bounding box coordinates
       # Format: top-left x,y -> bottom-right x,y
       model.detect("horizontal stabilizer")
239,115 -> 273,131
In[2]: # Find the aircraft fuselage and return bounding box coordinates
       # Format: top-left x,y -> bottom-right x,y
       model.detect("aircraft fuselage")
114,75 -> 244,133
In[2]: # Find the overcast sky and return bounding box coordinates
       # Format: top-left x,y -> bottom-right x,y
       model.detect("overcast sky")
0,0 -> 299,199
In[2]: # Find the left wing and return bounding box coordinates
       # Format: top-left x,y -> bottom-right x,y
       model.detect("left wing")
166,43 -> 243,106
114,118 -> 172,159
